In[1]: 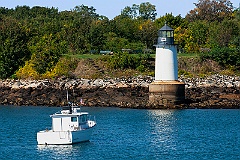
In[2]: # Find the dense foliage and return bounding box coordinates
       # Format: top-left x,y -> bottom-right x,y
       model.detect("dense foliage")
101,52 -> 152,71
0,0 -> 239,79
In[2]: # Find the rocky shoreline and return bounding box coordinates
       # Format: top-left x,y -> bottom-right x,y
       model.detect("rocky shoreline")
0,74 -> 240,109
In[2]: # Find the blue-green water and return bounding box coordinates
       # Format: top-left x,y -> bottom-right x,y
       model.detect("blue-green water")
0,106 -> 240,160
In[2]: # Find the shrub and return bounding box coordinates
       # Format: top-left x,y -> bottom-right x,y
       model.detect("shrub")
136,64 -> 146,72
16,57 -> 79,79
42,57 -> 79,79
178,70 -> 193,78
16,61 -> 40,79
103,52 -> 152,71
200,47 -> 240,68
106,52 -> 138,69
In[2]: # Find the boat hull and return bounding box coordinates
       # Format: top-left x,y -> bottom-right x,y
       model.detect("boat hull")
37,128 -> 93,145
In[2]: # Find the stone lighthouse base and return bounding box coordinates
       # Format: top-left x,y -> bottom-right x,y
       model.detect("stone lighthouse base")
149,81 -> 185,106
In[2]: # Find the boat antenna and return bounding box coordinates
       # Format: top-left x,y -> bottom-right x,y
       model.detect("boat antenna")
73,89 -> 76,105
79,98 -> 83,113
67,89 -> 69,102
66,89 -> 73,113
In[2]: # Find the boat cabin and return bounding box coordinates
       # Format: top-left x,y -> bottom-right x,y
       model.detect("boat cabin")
51,108 -> 90,132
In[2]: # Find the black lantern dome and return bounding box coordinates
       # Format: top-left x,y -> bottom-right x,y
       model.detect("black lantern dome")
157,23 -> 174,45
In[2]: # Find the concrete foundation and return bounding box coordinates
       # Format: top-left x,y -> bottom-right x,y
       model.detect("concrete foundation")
149,81 -> 185,106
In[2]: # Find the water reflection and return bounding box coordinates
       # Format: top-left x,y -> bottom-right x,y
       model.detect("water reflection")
37,142 -> 95,159
147,109 -> 175,130
148,110 -> 175,134
147,110 -> 176,150
37,145 -> 73,154
148,109 -> 174,117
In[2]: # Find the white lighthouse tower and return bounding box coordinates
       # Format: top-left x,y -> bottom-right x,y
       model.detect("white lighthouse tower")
149,23 -> 185,107
155,24 -> 178,81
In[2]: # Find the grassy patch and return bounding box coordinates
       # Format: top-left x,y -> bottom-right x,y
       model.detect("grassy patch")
62,54 -> 102,59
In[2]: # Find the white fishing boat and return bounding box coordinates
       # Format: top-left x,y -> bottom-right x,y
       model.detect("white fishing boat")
37,102 -> 96,145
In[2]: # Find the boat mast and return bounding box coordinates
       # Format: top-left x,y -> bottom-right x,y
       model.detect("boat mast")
67,90 -> 69,102
66,90 -> 72,114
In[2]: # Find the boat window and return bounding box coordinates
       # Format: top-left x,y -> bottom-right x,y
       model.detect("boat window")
71,117 -> 77,122
80,115 -> 87,123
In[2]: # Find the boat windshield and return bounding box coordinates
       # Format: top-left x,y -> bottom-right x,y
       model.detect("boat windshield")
79,114 -> 88,123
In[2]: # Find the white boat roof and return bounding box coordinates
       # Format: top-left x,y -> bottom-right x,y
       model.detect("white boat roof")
53,112 -> 88,116
51,106 -> 89,117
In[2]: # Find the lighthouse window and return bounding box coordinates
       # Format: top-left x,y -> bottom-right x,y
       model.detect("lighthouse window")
167,31 -> 173,37
167,31 -> 170,37
71,117 -> 77,122
160,31 -> 166,37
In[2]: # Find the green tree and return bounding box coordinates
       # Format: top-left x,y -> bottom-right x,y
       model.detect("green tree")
121,4 -> 138,19
73,5 -> 99,18
188,21 -> 209,50
0,17 -> 31,79
29,34 -> 67,74
233,7 -> 240,21
208,19 -> 239,48
139,2 -> 157,21
14,5 -> 31,19
155,13 -> 186,29
103,32 -> 129,52
186,0 -> 233,22
89,18 -> 110,51
111,16 -> 138,41
120,2 -> 157,21
137,20 -> 157,48
62,5 -> 100,53
30,6 -> 59,18
0,7 -> 14,16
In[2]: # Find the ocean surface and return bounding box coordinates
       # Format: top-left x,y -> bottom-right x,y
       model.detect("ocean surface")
0,106 -> 240,160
